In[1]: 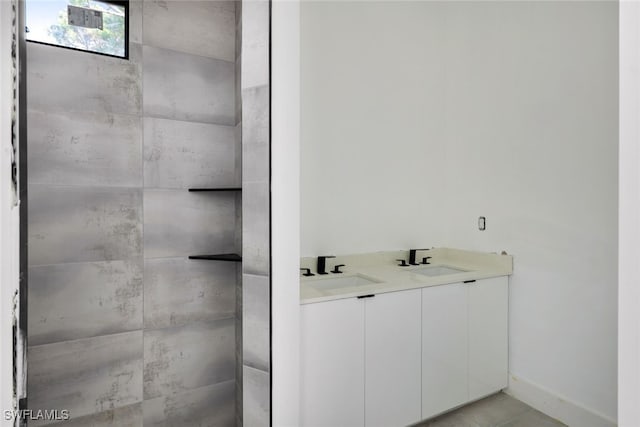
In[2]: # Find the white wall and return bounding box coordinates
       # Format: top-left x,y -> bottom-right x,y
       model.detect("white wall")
272,1 -> 301,426
618,2 -> 640,426
301,1 -> 618,424
0,0 -> 20,424
300,1 -> 449,256
442,2 -> 618,425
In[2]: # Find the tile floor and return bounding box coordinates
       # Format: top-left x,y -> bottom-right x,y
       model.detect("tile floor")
413,392 -> 567,427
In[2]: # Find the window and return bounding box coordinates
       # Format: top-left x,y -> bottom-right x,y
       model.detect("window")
26,0 -> 128,59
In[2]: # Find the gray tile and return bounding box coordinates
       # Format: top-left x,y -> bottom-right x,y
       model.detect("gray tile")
414,393 -> 547,427
234,191 -> 243,254
143,318 -> 235,399
457,393 -> 532,427
143,46 -> 235,125
234,136 -> 240,178
46,403 -> 143,427
242,365 -> 270,427
143,380 -> 235,427
144,258 -> 236,329
28,260 -> 143,346
235,123 -> 242,184
143,1 -> 235,62
235,58 -> 242,125
499,409 -> 567,427
241,0 -> 270,89
28,331 -> 143,425
242,274 -> 270,372
143,118 -> 237,189
28,110 -> 142,187
27,43 -> 142,115
235,0 -> 242,60
236,272 -> 244,426
241,85 -> 269,183
28,186 -> 142,266
242,181 -> 270,276
143,189 -> 237,259
129,0 -> 142,44
417,411 -> 481,427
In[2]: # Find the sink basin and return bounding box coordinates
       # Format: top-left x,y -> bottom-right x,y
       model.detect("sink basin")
304,274 -> 381,290
412,265 -> 470,277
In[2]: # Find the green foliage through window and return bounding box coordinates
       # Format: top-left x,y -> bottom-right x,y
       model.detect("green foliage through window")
26,0 -> 128,58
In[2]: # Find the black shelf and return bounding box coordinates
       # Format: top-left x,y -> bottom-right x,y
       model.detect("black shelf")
188,188 -> 242,192
188,253 -> 242,262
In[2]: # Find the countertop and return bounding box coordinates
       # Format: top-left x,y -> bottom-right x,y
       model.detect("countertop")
300,247 -> 513,304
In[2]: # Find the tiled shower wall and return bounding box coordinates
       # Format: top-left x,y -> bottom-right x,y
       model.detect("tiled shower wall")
240,0 -> 271,426
26,1 -> 242,425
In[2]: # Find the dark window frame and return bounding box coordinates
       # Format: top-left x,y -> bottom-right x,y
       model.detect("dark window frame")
26,0 -> 129,60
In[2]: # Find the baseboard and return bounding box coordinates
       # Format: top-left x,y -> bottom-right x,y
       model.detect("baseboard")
505,374 -> 617,427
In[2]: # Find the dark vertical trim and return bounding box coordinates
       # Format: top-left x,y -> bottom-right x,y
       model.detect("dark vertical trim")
268,0 -> 273,426
17,0 -> 28,421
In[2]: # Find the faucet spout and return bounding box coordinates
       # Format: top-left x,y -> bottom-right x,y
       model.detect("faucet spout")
317,255 -> 336,275
409,248 -> 430,266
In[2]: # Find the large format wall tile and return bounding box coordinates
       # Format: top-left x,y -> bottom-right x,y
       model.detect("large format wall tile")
242,181 -> 270,276
29,260 -> 143,346
143,318 -> 235,399
58,403 -> 143,427
28,110 -> 142,187
129,0 -> 142,44
241,0 -> 269,89
242,366 -> 270,427
143,380 -> 235,427
143,46 -> 235,125
28,331 -> 143,425
143,1 -> 235,62
143,118 -> 237,189
242,85 -> 269,183
28,186 -> 142,266
242,274 -> 269,372
144,258 -> 236,329
143,190 -> 237,259
27,43 -> 142,116
235,122 -> 242,191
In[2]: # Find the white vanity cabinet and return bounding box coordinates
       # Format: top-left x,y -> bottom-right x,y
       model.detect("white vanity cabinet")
300,288 -> 422,427
300,275 -> 508,426
365,288 -> 422,427
422,282 -> 468,418
422,276 -> 509,419
467,276 -> 509,401
300,297 -> 365,427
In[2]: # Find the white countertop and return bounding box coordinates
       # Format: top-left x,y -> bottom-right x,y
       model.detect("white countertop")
300,247 -> 513,304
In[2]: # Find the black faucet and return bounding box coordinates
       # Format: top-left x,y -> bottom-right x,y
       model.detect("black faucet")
332,264 -> 345,274
300,268 -> 315,277
409,248 -> 430,265
317,256 -> 335,275
396,259 -> 410,267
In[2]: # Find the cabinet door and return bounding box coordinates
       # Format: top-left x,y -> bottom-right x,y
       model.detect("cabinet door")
300,298 -> 365,427
422,283 -> 468,419
365,289 -> 422,427
468,277 -> 509,401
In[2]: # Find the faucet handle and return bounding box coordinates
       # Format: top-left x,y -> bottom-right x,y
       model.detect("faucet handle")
332,264 -> 345,274
300,268 -> 315,277
421,256 -> 432,265
396,259 -> 410,267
